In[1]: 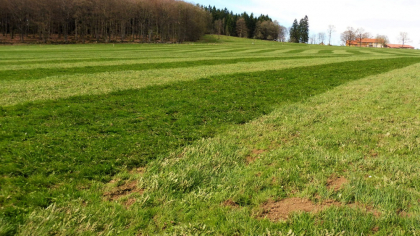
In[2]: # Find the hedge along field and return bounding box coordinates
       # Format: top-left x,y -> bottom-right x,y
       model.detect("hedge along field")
1,35 -> 420,235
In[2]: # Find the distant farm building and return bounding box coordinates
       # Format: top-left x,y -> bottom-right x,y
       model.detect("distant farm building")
346,39 -> 384,48
385,44 -> 415,49
346,39 -> 415,49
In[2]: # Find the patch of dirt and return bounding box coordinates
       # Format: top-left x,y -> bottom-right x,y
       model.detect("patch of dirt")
327,176 -> 348,191
124,198 -> 137,208
260,197 -> 382,222
246,149 -> 266,164
369,149 -> 378,157
103,180 -> 143,201
372,226 -> 379,233
261,198 -> 340,221
223,199 -> 239,208
130,167 -> 146,174
271,177 -> 277,185
397,208 -> 411,218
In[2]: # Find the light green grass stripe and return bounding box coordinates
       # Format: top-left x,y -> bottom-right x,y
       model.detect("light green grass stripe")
333,50 -> 353,54
0,57 -> 237,71
0,55 -> 395,106
264,49 -> 295,55
300,49 -> 320,54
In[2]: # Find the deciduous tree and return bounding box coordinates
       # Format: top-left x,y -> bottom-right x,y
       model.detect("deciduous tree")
375,34 -> 388,47
0,0 -> 212,43
318,32 -> 326,44
398,32 -> 410,46
327,25 -> 335,45
341,27 -> 356,46
236,17 -> 247,38
354,28 -> 370,47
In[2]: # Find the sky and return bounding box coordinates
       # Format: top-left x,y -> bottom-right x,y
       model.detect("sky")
190,0 -> 420,49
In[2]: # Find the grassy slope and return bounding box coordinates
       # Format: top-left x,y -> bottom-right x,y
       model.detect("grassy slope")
1,35 -> 420,235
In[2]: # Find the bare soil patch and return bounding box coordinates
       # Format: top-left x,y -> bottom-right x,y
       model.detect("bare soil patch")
261,197 -> 381,221
327,175 -> 348,191
397,208 -> 411,218
104,180 -> 143,201
261,198 -> 340,221
124,198 -> 137,208
246,149 -> 266,164
223,199 -> 239,208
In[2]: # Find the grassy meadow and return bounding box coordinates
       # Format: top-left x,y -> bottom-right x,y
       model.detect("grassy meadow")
1,35 -> 420,235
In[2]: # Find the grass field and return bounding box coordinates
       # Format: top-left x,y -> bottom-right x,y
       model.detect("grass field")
1,35 -> 420,235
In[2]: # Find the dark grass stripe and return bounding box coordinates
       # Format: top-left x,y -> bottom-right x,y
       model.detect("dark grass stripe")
0,55 -> 348,81
1,57 -> 419,224
0,58 -> 145,66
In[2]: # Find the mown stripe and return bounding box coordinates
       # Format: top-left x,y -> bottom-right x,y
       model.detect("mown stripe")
1,58 -> 419,212
318,50 -> 333,54
0,55 -> 349,81
346,50 -> 368,55
249,49 -> 279,54
284,49 -> 306,54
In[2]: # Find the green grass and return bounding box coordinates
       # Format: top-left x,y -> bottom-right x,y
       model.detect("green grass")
1,35 -> 420,235
0,56 -> 348,82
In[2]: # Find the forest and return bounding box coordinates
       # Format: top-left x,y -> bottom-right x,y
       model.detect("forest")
0,0 -> 285,44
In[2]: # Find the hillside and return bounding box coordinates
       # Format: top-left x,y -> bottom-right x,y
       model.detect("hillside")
1,35 -> 420,235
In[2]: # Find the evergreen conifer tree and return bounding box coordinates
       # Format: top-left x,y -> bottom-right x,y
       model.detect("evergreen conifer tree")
290,19 -> 300,43
299,15 -> 309,43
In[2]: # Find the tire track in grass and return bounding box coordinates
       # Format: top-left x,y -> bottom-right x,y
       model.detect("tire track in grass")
1,58 -> 420,227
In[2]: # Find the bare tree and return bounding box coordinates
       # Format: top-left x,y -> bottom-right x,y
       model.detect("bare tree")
310,33 -> 317,44
318,32 -> 326,44
277,24 -> 287,42
254,20 -> 280,40
327,25 -> 335,45
340,27 -> 356,46
214,19 -> 223,39
236,17 -> 248,38
0,0 -> 212,43
398,32 -> 410,46
354,28 -> 371,47
375,34 -> 389,48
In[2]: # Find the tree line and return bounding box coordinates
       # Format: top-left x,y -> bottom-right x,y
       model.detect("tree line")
0,0 -> 289,44
205,6 -> 287,41
0,0 -> 211,43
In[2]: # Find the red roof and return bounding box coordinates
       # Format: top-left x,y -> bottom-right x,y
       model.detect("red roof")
347,38 -> 378,45
358,38 -> 378,43
386,44 -> 414,49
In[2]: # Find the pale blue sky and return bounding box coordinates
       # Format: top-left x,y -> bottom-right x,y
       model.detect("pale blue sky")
189,0 -> 420,49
